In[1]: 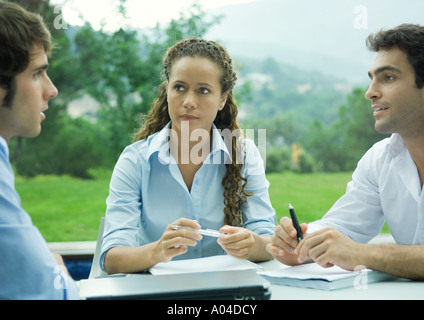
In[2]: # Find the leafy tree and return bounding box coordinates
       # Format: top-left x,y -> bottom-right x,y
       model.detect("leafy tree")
74,2 -> 223,164
265,146 -> 291,174
337,87 -> 387,167
7,0 -> 85,176
302,87 -> 389,172
244,112 -> 299,148
8,0 -> 225,177
51,116 -> 104,178
74,25 -> 145,163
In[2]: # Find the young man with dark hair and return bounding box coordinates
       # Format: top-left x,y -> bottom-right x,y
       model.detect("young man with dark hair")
0,1 -> 79,299
267,24 -> 424,280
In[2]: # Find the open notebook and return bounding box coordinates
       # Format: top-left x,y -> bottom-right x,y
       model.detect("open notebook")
259,263 -> 394,291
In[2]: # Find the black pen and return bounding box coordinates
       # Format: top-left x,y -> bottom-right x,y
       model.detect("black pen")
289,203 -> 303,242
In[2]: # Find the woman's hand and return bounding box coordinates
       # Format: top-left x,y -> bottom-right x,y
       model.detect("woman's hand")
217,226 -> 255,260
153,218 -> 203,263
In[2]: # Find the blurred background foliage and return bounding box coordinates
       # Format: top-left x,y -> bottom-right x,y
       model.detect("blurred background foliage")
7,0 -> 388,178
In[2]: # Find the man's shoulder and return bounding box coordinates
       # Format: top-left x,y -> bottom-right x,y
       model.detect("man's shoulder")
0,136 -> 14,190
356,134 -> 404,179
363,135 -> 399,160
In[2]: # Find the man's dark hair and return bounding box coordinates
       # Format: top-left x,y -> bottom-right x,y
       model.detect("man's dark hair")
0,1 -> 51,108
366,24 -> 424,89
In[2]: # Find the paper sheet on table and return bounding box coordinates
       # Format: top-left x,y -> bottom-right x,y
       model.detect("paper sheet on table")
259,262 -> 393,290
260,263 -> 355,280
149,255 -> 261,275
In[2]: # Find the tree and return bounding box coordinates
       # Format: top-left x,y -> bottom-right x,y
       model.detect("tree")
302,87 -> 389,172
337,87 -> 387,167
74,2 -> 223,164
7,0 -> 85,176
7,1 -> 236,177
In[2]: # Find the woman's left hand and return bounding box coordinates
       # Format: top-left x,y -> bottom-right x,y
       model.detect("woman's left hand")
217,226 -> 255,260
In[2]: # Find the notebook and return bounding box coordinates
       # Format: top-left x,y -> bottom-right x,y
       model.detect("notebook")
259,263 -> 394,291
79,269 -> 271,300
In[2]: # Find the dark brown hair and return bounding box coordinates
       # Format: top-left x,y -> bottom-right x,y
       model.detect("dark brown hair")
0,1 -> 52,108
134,38 -> 252,226
366,23 -> 424,88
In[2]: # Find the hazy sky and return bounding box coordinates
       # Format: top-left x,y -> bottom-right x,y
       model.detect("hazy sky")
49,0 -> 424,83
50,0 -> 256,31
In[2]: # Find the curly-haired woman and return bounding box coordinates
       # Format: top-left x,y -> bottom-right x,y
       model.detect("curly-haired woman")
101,38 -> 276,274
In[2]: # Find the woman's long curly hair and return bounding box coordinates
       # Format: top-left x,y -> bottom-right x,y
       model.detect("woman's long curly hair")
134,37 -> 252,226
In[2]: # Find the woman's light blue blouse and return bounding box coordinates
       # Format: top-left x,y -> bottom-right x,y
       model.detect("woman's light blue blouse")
100,124 -> 276,270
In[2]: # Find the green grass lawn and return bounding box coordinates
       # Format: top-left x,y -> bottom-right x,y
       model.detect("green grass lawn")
15,170 -> 364,242
268,171 -> 352,222
16,172 -> 111,242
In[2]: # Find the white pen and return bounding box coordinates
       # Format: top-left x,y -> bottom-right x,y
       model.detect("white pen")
171,225 -> 228,238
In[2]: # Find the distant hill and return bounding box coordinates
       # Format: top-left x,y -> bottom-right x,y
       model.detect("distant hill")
206,0 -> 424,84
64,0 -> 424,125
234,55 -> 348,128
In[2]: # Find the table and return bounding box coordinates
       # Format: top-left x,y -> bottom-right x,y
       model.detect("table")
79,258 -> 424,300
269,278 -> 424,300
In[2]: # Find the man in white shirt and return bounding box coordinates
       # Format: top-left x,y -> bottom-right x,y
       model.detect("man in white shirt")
267,24 -> 424,280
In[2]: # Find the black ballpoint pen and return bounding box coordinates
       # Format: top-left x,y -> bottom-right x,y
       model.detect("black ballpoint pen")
289,203 -> 303,242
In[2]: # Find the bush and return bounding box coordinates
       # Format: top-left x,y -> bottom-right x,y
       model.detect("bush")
13,115 -> 105,179
265,146 -> 291,174
293,149 -> 317,173
51,116 -> 104,178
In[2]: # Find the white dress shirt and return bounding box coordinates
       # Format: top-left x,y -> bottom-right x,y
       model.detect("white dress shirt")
309,134 -> 424,245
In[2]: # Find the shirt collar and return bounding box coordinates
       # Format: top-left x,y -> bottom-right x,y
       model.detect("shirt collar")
146,122 -> 232,162
145,122 -> 172,162
387,133 -> 407,158
0,136 -> 9,160
211,126 -> 232,158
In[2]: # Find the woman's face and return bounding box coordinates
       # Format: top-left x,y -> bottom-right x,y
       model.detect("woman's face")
167,56 -> 228,137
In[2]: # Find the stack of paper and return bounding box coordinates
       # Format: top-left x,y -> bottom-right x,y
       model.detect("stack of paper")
148,256 -> 394,291
259,263 -> 393,291
149,255 -> 261,275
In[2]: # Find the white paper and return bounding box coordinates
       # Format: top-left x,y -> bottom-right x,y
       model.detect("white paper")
149,255 -> 261,275
259,263 -> 365,281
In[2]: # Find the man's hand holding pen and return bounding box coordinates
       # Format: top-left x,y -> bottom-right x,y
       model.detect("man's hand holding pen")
266,216 -> 309,266
267,204 -> 366,271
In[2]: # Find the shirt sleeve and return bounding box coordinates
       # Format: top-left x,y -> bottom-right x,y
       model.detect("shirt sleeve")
100,145 -> 143,270
308,143 -> 386,243
0,224 -> 79,300
241,139 -> 277,235
0,144 -> 79,300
